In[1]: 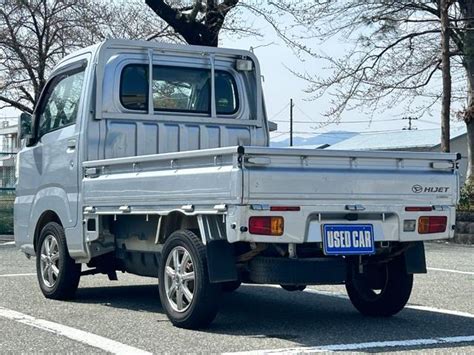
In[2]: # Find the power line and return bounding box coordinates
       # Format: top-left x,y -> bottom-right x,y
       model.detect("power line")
417,118 -> 441,126
271,103 -> 409,124
268,103 -> 290,120
272,118 -> 403,124
294,105 -> 322,124
271,127 -> 442,136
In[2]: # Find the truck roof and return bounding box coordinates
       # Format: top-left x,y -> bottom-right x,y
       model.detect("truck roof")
54,39 -> 259,72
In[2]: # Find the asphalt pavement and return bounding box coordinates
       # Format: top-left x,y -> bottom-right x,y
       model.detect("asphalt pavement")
0,241 -> 472,354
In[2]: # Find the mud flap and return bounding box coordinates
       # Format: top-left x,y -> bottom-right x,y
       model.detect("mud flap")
404,241 -> 427,274
206,240 -> 238,283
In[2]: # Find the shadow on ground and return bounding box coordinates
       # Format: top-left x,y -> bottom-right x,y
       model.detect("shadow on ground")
73,283 -> 474,351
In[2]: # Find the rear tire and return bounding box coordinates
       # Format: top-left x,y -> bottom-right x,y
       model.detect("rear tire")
345,257 -> 413,317
36,222 -> 81,300
221,280 -> 241,292
158,229 -> 221,329
281,285 -> 306,291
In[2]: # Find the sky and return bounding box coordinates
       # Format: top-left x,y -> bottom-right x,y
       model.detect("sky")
1,5 -> 466,146
219,12 -> 466,144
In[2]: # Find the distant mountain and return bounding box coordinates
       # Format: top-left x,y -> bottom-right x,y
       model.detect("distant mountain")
270,131 -> 358,148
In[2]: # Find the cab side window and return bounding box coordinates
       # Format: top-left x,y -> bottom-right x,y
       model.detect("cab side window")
215,71 -> 238,115
120,65 -> 148,110
38,69 -> 85,137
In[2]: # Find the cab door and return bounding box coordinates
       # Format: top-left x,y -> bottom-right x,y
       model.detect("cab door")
18,61 -> 86,236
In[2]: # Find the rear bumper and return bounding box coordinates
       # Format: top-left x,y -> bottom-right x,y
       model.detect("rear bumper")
243,242 -> 427,285
226,205 -> 456,244
248,256 -> 346,285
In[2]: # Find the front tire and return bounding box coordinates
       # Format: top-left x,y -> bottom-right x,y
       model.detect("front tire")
158,229 -> 221,329
36,222 -> 81,300
345,257 -> 413,317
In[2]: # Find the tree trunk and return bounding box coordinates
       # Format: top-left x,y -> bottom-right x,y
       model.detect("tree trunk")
464,63 -> 474,184
145,0 -> 219,47
467,119 -> 474,185
461,0 -> 474,185
440,0 -> 451,152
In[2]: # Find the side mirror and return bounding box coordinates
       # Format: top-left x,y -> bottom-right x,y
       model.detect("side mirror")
18,112 -> 35,147
268,121 -> 278,132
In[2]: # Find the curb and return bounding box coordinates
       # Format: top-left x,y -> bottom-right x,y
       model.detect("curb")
454,211 -> 474,245
0,235 -> 14,242
452,233 -> 474,245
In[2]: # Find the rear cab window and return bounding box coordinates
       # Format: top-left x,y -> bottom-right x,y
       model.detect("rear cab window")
120,64 -> 238,115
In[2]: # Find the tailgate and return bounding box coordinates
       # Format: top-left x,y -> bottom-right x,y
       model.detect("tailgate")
242,147 -> 459,206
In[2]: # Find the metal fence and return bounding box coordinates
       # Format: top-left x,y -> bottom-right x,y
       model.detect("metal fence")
0,152 -> 16,234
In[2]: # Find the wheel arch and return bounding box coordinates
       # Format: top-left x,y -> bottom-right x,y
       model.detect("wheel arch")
33,210 -> 62,252
158,212 -> 228,245
158,212 -> 237,284
158,211 -> 201,244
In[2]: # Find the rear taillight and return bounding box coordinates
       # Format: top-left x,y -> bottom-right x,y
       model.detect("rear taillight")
249,216 -> 284,236
270,206 -> 300,212
405,206 -> 433,212
418,216 -> 447,234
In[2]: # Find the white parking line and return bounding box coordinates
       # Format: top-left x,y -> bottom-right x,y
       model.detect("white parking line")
235,286 -> 474,353
0,273 -> 36,277
305,289 -> 474,318
245,285 -> 474,319
225,335 -> 474,354
0,306 -> 152,355
406,305 -> 474,318
303,288 -> 474,318
0,241 -> 15,246
427,267 -> 474,276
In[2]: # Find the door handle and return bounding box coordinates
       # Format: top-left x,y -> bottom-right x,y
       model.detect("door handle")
67,138 -> 76,152
67,139 -> 76,149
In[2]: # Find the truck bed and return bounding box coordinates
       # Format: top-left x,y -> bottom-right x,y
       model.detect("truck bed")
83,146 -> 459,211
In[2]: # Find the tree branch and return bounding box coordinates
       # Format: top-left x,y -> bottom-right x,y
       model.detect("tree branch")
0,95 -> 33,113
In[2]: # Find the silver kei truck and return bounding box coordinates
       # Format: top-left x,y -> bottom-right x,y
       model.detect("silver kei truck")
15,39 -> 460,329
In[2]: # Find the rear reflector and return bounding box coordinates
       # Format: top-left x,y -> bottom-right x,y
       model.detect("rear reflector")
249,216 -> 284,236
403,219 -> 416,232
418,216 -> 447,234
406,206 -> 433,212
270,206 -> 301,212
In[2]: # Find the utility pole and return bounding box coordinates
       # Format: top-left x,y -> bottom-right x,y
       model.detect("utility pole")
290,98 -> 294,146
440,0 -> 452,152
403,116 -> 418,131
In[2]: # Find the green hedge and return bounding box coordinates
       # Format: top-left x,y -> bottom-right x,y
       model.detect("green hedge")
0,193 -> 14,234
458,183 -> 474,212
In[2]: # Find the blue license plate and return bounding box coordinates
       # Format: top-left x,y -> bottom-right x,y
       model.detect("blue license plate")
323,224 -> 375,255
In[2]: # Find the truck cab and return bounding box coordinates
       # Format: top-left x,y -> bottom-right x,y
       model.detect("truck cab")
15,40 -> 459,329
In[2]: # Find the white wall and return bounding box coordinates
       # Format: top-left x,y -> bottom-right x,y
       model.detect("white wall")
430,135 -> 468,185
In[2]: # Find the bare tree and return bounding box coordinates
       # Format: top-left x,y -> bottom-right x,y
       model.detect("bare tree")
145,0 -> 277,46
0,0 -> 177,114
144,1 -> 321,49
275,1 -> 474,184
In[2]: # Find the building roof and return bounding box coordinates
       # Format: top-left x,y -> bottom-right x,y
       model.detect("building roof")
270,131 -> 358,148
327,126 -> 466,151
